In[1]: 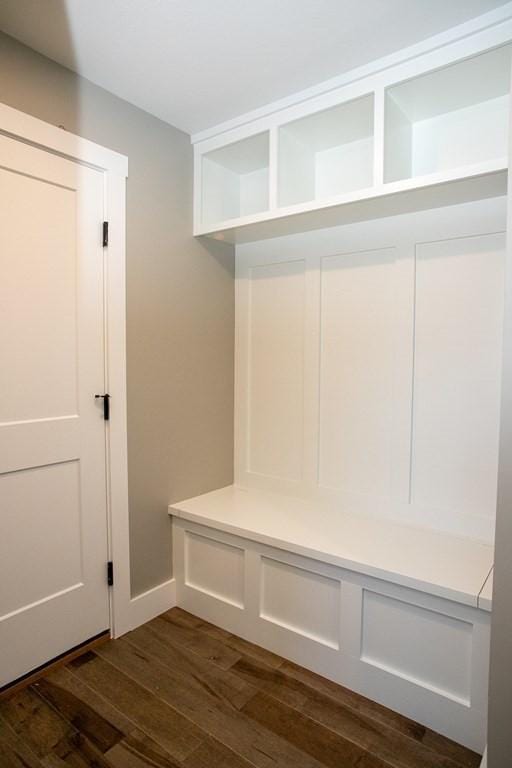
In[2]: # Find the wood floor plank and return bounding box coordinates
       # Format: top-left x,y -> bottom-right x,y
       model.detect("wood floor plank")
0,688 -> 73,759
0,713 -> 45,768
4,608 -> 481,768
33,674 -> 124,754
162,611 -> 477,768
242,691 -> 391,768
159,610 -> 480,768
158,611 -> 284,670
232,655 -> 464,768
184,613 -> 425,745
35,666 -> 136,738
419,732 -> 481,768
229,655 -> 309,709
128,622 -> 257,710
165,609 -> 205,630
105,728 -> 183,768
169,610 -> 285,668
183,736 -> 257,768
95,636 -> 326,768
156,615 -> 242,670
279,660 -> 480,767
40,732 -> 112,767
214,634 -> 285,671
68,651 -> 204,763
299,686 -> 462,768
279,659 -> 426,738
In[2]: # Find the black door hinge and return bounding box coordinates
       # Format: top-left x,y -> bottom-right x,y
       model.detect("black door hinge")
103,221 -> 109,247
107,561 -> 114,586
94,393 -> 110,420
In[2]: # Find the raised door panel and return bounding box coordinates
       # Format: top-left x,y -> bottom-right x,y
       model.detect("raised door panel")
0,169 -> 78,422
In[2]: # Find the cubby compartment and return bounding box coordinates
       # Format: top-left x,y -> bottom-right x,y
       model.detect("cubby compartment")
201,132 -> 269,227
385,45 -> 512,183
278,94 -> 374,207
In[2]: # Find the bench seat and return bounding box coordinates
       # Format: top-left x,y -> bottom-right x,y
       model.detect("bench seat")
169,484 -> 493,752
169,484 -> 493,610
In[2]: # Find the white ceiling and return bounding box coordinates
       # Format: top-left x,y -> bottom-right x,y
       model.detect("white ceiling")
0,0 -> 509,135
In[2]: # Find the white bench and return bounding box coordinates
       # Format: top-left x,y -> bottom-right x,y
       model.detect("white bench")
169,485 -> 493,752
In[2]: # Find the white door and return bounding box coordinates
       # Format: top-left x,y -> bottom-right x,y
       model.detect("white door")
0,133 -> 110,686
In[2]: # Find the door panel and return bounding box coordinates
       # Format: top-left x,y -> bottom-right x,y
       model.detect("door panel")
0,135 -> 110,686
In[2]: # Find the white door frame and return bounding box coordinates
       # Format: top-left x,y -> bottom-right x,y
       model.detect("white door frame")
0,102 -> 133,639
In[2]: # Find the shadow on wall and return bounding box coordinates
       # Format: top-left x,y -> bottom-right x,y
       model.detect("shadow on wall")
0,0 -> 235,598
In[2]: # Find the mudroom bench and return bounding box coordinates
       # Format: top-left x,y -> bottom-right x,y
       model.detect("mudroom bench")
169,485 -> 493,753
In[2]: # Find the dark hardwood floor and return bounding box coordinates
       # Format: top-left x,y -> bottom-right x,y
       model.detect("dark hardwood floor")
0,607 -> 481,768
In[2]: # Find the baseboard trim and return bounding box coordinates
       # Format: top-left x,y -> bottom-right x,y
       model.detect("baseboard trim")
123,577 -> 177,635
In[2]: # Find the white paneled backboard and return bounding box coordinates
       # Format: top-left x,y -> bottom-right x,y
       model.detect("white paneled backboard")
235,197 -> 505,542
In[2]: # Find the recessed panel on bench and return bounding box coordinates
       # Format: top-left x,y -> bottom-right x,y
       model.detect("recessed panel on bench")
361,590 -> 473,704
260,556 -> 340,648
184,531 -> 245,608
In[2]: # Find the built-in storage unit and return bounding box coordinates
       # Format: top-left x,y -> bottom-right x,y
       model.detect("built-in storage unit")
171,194 -> 504,753
233,198 -> 505,542
174,10 -> 512,755
201,131 -> 269,229
384,45 -> 511,182
279,94 -> 374,206
170,486 -> 492,753
193,31 -> 512,240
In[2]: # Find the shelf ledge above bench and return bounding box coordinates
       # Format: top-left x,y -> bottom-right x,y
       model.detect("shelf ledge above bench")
169,484 -> 493,611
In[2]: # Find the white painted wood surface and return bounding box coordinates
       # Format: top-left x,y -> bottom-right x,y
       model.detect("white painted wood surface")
171,514 -> 491,751
479,568 -> 494,611
169,485 -> 493,609
411,234 -> 504,521
361,589 -> 473,704
0,135 -> 110,686
193,20 -> 512,240
202,132 -> 269,227
185,531 -> 245,608
260,556 -> 341,649
278,95 -> 374,206
246,260 -> 305,482
385,45 -> 511,182
235,198 -> 505,543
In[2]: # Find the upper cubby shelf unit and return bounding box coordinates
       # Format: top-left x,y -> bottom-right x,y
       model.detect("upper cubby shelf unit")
201,132 -> 269,229
385,45 -> 511,183
194,37 -> 512,243
279,95 -> 374,207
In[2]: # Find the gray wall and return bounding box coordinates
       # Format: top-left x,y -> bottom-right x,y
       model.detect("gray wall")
0,31 -> 235,596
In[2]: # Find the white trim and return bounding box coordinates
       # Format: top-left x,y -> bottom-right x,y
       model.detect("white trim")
103,171 -> 132,637
0,102 -> 137,639
127,579 -> 177,632
191,2 -> 512,144
0,102 -> 128,175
